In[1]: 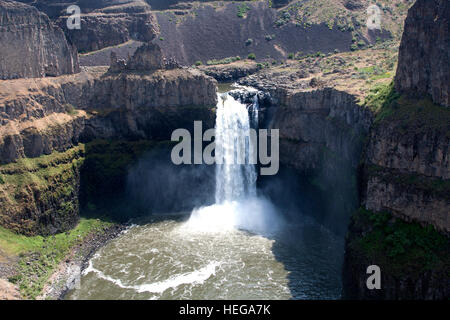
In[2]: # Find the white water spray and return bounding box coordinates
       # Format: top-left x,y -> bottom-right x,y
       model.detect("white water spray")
185,90 -> 281,234
215,93 -> 257,203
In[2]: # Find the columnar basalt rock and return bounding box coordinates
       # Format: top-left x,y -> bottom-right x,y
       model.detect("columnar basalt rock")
109,42 -> 181,73
343,0 -> 450,300
0,65 -> 217,235
125,42 -> 165,71
395,0 -> 450,107
0,0 -> 80,80
57,1 -> 159,53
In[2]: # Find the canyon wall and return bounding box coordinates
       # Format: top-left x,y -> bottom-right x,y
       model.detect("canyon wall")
234,78 -> 373,234
56,1 -> 159,53
0,56 -> 217,234
395,0 -> 449,107
155,1 -> 353,65
0,66 -> 216,165
344,0 -> 449,299
0,0 -> 79,80
269,88 -> 372,233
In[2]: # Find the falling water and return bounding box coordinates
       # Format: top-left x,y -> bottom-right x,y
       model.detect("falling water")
184,90 -> 268,233
67,89 -> 345,300
215,93 -> 258,203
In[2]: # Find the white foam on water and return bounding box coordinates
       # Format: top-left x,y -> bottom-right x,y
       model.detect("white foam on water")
184,197 -> 282,234
84,259 -> 220,295
135,261 -> 220,294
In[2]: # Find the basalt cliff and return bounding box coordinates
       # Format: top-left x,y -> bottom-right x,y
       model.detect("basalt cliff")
0,43 -> 216,236
0,0 -> 447,301
0,0 -> 79,80
343,0 -> 449,300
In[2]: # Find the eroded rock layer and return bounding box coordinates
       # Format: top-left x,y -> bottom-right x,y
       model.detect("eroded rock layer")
0,0 -> 79,80
0,63 -> 217,235
395,0 -> 450,107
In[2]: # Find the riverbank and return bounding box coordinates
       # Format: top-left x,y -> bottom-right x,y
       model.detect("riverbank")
0,218 -> 126,300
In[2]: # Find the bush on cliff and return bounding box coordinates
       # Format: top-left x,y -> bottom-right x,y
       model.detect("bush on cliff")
350,208 -> 449,277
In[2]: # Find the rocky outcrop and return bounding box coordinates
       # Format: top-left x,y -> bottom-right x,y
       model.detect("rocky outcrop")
198,61 -> 260,82
395,0 -> 450,107
364,170 -> 449,233
360,90 -> 450,233
0,62 -> 216,235
365,122 -> 449,180
110,42 -> 165,72
267,88 -> 372,172
0,0 -> 79,80
0,65 -> 217,165
57,1 -> 158,53
344,0 -> 450,299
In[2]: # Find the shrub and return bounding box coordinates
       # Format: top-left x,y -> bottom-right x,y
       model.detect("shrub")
247,53 -> 256,60
237,4 -> 250,18
195,61 -> 203,66
245,38 -> 253,46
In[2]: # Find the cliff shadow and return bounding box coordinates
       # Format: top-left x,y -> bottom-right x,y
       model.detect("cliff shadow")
79,140 -> 215,223
258,165 -> 356,299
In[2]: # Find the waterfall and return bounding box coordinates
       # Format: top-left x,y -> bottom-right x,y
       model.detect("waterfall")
184,89 -> 279,234
215,93 -> 258,203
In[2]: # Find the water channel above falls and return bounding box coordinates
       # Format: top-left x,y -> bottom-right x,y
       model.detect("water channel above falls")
67,88 -> 345,300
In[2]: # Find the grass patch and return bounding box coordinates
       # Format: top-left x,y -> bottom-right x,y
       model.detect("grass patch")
1,218 -> 113,299
363,82 -> 450,137
206,56 -> 241,65
351,208 -> 449,277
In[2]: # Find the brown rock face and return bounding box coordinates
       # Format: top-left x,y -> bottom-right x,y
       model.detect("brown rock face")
125,42 -> 164,71
0,0 -> 80,80
57,1 -> 158,53
0,66 -> 217,165
0,66 -> 217,235
395,0 -> 450,107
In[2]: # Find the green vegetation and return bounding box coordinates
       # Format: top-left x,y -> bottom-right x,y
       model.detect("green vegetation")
351,208 -> 449,277
247,53 -> 256,60
206,56 -> 241,65
195,61 -> 203,66
0,146 -> 85,235
363,82 -> 450,136
245,38 -> 253,46
237,3 -> 251,18
0,147 -> 83,193
64,104 -> 78,116
2,218 -> 113,299
362,81 -> 399,114
355,65 -> 390,81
